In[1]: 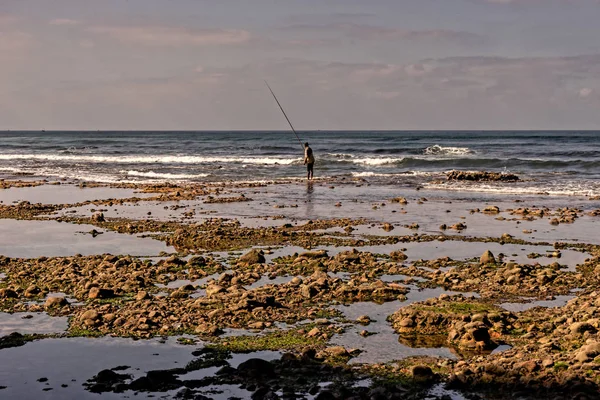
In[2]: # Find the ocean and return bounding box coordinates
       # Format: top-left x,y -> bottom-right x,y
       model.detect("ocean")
1,130 -> 599,197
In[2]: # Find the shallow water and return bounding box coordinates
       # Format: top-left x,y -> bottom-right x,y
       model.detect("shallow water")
56,185 -> 600,249
0,336 -> 196,400
0,220 -> 174,258
0,184 -> 149,205
331,288 -> 479,364
500,295 -> 576,312
0,312 -> 68,336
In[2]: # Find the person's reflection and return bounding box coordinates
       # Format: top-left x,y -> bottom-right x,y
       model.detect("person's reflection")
305,181 -> 314,218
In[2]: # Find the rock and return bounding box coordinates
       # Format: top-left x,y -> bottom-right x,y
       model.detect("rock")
307,328 -> 321,337
44,296 -> 68,308
411,365 -> 436,382
570,322 -> 597,335
80,310 -> 100,321
450,222 -> 467,231
24,285 -> 41,297
237,358 -> 275,378
446,171 -> 519,182
382,223 -> 394,232
391,197 -> 408,204
300,285 -> 318,299
480,250 -> 496,265
248,321 -> 265,330
298,250 -> 328,259
135,291 -> 150,301
0,288 -> 18,299
356,315 -> 372,325
289,277 -> 303,287
576,342 -> 600,362
484,206 -> 500,214
239,249 -> 266,265
205,284 -> 225,297
91,212 -> 105,222
398,318 -> 414,328
322,346 -> 349,358
169,290 -> 188,299
390,250 -> 407,261
88,288 -> 115,299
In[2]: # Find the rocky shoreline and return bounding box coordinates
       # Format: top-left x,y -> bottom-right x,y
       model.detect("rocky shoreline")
1,178 -> 600,399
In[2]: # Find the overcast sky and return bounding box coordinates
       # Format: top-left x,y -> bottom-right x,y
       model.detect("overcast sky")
1,0 -> 600,130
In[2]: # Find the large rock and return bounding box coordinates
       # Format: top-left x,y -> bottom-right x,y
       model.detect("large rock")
45,296 -> 68,308
569,321 -> 596,335
238,249 -> 265,265
576,342 -> 600,362
480,250 -> 496,265
411,365 -> 436,382
236,358 -> 275,378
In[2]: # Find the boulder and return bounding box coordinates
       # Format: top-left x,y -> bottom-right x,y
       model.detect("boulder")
236,358 -> 275,378
480,250 -> 496,265
238,249 -> 265,265
45,296 -> 68,308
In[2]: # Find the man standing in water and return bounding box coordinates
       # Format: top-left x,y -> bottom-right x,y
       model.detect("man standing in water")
304,142 -> 315,180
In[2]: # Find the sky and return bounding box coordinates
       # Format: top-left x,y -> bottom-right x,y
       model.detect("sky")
1,0 -> 600,130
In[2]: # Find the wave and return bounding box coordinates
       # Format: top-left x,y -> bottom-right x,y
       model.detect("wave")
423,181 -> 600,197
123,170 -> 209,179
351,172 -> 395,177
424,145 -> 474,156
0,153 -> 300,165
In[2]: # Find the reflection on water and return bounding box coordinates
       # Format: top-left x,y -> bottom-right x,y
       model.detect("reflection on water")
0,220 -> 174,258
331,287 -> 479,364
0,312 -> 68,336
500,295 -> 576,312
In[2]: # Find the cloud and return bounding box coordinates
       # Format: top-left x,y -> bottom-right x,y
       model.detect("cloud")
284,23 -> 486,46
49,18 -> 81,26
87,25 -> 251,47
0,31 -> 34,52
285,12 -> 375,24
579,87 -> 593,97
0,14 -> 18,26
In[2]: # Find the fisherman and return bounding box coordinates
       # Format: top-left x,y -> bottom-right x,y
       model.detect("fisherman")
304,142 -> 315,180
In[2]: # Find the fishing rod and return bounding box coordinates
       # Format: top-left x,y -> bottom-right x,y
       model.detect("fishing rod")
264,80 -> 304,150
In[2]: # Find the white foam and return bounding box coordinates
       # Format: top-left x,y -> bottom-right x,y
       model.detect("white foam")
123,170 -> 209,179
348,157 -> 404,166
423,181 -> 600,197
351,172 -> 392,177
424,145 -> 474,156
0,154 -> 300,165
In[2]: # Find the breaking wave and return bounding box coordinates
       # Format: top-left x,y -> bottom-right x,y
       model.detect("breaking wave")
123,170 -> 209,179
424,145 -> 474,156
